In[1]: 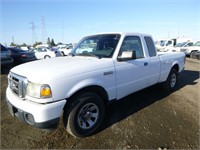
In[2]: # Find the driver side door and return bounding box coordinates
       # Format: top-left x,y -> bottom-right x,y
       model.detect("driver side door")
114,36 -> 150,100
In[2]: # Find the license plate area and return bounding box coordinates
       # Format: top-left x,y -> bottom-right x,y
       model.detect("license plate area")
7,101 -> 18,116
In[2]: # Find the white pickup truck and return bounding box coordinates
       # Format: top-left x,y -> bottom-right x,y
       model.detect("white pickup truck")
6,32 -> 185,138
180,41 -> 200,56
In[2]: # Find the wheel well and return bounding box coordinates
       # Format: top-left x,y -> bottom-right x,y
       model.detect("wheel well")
191,50 -> 198,53
69,85 -> 109,105
172,64 -> 179,72
44,55 -> 50,58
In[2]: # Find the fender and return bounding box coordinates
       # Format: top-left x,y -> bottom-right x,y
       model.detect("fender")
65,78 -> 116,101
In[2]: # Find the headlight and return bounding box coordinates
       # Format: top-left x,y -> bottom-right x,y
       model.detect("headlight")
26,82 -> 52,98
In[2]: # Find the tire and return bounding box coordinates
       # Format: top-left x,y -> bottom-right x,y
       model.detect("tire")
162,68 -> 178,92
44,55 -> 50,59
61,51 -> 65,56
63,92 -> 105,138
190,51 -> 198,59
197,53 -> 200,60
193,51 -> 200,60
190,52 -> 195,59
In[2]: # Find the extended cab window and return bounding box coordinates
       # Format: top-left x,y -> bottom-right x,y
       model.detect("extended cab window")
144,36 -> 156,57
118,36 -> 144,59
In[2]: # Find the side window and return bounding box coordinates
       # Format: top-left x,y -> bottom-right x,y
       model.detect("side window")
168,41 -> 172,45
144,36 -> 156,57
118,36 -> 144,59
188,42 -> 193,46
37,48 -> 42,52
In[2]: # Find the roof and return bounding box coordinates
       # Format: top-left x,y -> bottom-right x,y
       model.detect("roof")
84,32 -> 152,38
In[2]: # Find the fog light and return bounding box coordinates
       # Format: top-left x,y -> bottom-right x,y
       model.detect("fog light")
24,113 -> 34,125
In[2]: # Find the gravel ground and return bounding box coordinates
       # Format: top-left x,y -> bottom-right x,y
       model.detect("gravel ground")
1,58 -> 199,149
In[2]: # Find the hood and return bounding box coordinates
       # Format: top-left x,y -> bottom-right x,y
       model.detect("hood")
10,56 -> 114,83
186,46 -> 200,49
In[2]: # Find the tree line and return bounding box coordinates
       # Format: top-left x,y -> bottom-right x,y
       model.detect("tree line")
10,37 -> 60,48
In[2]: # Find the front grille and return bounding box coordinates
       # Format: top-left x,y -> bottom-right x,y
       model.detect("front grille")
181,49 -> 187,52
8,72 -> 28,98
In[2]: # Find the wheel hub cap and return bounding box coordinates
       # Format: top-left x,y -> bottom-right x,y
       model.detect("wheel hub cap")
77,103 -> 99,129
170,73 -> 176,87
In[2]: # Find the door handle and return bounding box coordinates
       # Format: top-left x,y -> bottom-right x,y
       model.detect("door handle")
144,62 -> 148,66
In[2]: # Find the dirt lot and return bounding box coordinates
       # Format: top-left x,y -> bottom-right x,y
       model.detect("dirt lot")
1,58 -> 200,149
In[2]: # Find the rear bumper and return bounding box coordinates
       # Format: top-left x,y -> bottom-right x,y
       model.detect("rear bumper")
1,58 -> 13,66
15,58 -> 37,64
6,87 -> 66,129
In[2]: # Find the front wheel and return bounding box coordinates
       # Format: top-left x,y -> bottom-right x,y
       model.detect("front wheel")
63,92 -> 105,138
162,68 -> 178,92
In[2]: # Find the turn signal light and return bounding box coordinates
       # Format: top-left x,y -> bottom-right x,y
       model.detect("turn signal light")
40,86 -> 52,98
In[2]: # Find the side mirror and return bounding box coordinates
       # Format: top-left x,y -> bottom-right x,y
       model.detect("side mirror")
117,50 -> 136,61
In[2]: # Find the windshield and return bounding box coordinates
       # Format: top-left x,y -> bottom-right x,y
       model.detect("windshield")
175,42 -> 187,47
0,44 -> 8,51
160,40 -> 167,46
72,34 -> 121,58
193,41 -> 200,46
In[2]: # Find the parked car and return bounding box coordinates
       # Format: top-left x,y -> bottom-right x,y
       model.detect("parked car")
30,48 -> 56,59
0,44 -> 13,67
155,38 -> 192,52
7,47 -> 37,65
168,41 -> 193,52
51,47 -> 63,57
180,41 -> 200,56
57,45 -> 73,56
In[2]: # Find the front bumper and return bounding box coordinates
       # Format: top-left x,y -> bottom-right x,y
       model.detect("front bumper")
180,49 -> 190,55
6,87 -> 66,129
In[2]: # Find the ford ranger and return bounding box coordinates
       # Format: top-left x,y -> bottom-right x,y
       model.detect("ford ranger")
6,32 -> 185,138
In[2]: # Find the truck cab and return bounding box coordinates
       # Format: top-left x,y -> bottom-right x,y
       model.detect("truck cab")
155,39 -> 174,52
155,38 -> 192,52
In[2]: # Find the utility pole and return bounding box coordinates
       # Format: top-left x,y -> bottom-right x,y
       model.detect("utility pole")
12,36 -> 15,44
29,21 -> 37,45
178,26 -> 180,38
41,16 -> 47,44
62,22 -> 64,43
168,31 -> 170,38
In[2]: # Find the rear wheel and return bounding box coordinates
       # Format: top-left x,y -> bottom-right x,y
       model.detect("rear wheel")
44,55 -> 50,59
162,68 -> 178,92
193,51 -> 200,60
63,92 -> 105,138
190,51 -> 198,59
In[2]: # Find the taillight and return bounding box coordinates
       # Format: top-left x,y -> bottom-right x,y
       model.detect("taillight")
21,54 -> 28,58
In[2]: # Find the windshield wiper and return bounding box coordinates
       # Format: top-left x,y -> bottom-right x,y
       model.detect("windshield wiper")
76,53 -> 101,59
